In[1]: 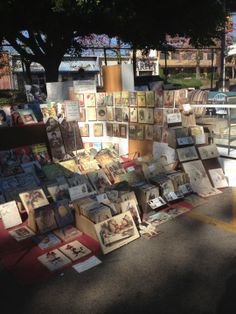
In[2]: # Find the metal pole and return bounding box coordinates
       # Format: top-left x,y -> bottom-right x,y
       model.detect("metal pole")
210,48 -> 214,90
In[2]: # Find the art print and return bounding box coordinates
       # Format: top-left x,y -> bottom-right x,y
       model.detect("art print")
104,93 -> 113,106
119,124 -> 127,138
113,92 -> 122,106
106,107 -> 114,121
129,91 -> 137,106
176,146 -> 199,162
145,125 -> 154,140
96,92 -> 106,106
59,240 -> 91,261
146,108 -> 154,124
208,168 -> 228,188
93,123 -> 103,137
146,91 -> 155,107
121,91 -> 129,106
153,125 -> 162,142
87,107 -> 97,121
87,169 -> 111,191
79,124 -> 89,137
129,107 -> 137,123
197,144 -> 219,160
122,108 -> 129,122
137,91 -> 146,107
138,108 -> 146,123
94,211 -> 140,254
78,108 -> 86,122
113,124 -> 120,137
19,188 -> 49,213
136,125 -> 144,140
97,107 -> 107,121
115,108 -> 123,122
37,249 -> 71,271
106,123 -> 113,137
120,199 -> 141,225
84,93 -> 96,107
129,125 -> 136,139
163,90 -> 175,108
35,204 -> 58,234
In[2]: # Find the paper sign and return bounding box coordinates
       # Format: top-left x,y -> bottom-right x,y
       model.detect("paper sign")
65,101 -> 80,121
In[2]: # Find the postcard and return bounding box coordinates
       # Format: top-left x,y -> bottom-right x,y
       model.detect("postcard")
72,255 -> 102,273
59,240 -> 91,261
78,108 -> 86,122
129,91 -> 137,106
113,92 -> 122,106
9,225 -> 35,241
33,233 -> 61,250
94,211 -> 140,254
136,125 -> 144,140
37,249 -> 71,271
19,188 -> 49,213
138,108 -> 146,123
64,101 -> 80,122
122,108 -> 129,122
163,90 -> 175,108
68,183 -> 88,201
176,146 -> 199,162
146,108 -> 154,124
115,108 -> 123,122
113,124 -> 120,137
0,200 -> 22,229
17,109 -> 38,125
154,108 -> 164,126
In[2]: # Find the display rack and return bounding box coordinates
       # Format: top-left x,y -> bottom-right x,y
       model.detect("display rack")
193,104 -> 236,155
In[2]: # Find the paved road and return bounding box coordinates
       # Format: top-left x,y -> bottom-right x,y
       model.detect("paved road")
1,188 -> 236,314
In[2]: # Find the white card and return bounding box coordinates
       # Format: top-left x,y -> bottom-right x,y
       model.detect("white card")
72,256 -> 102,273
0,201 -> 22,229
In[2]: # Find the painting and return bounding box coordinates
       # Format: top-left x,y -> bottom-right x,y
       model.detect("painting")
119,124 -> 127,138
79,124 -> 89,137
87,107 -> 97,121
94,211 -> 140,254
146,91 -> 155,107
163,90 -> 175,108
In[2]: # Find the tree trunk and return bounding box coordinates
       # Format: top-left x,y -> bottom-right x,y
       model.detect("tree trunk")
42,60 -> 61,82
132,47 -> 137,79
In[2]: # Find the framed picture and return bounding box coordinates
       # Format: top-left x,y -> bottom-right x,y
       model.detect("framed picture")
97,107 -> 107,121
137,91 -> 146,107
146,108 -> 154,124
176,146 -> 199,162
129,125 -> 136,139
79,124 -> 89,137
35,204 -> 58,234
122,108 -> 129,122
145,125 -> 154,140
17,109 -> 38,125
197,144 -> 219,160
129,107 -> 138,123
174,89 -> 188,108
84,93 -> 96,107
129,91 -> 137,106
149,81 -> 164,107
106,107 -> 114,121
76,93 -> 85,106
19,188 -> 49,213
106,123 -> 113,137
78,108 -> 86,122
94,211 -> 140,254
104,93 -> 113,106
119,124 -> 127,138
93,123 -> 103,137
136,125 -> 144,140
96,92 -> 106,106
115,108 -> 123,122
138,108 -> 146,123
113,124 -> 120,137
87,107 -> 97,121
146,91 -> 155,107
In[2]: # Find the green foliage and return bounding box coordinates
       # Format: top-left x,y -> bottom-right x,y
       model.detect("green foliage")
168,77 -> 203,89
0,90 -> 26,105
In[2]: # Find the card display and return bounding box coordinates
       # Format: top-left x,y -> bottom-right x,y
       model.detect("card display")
59,240 -> 91,261
37,249 -> 71,271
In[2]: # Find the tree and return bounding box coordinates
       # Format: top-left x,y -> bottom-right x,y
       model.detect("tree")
0,0 -> 236,83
